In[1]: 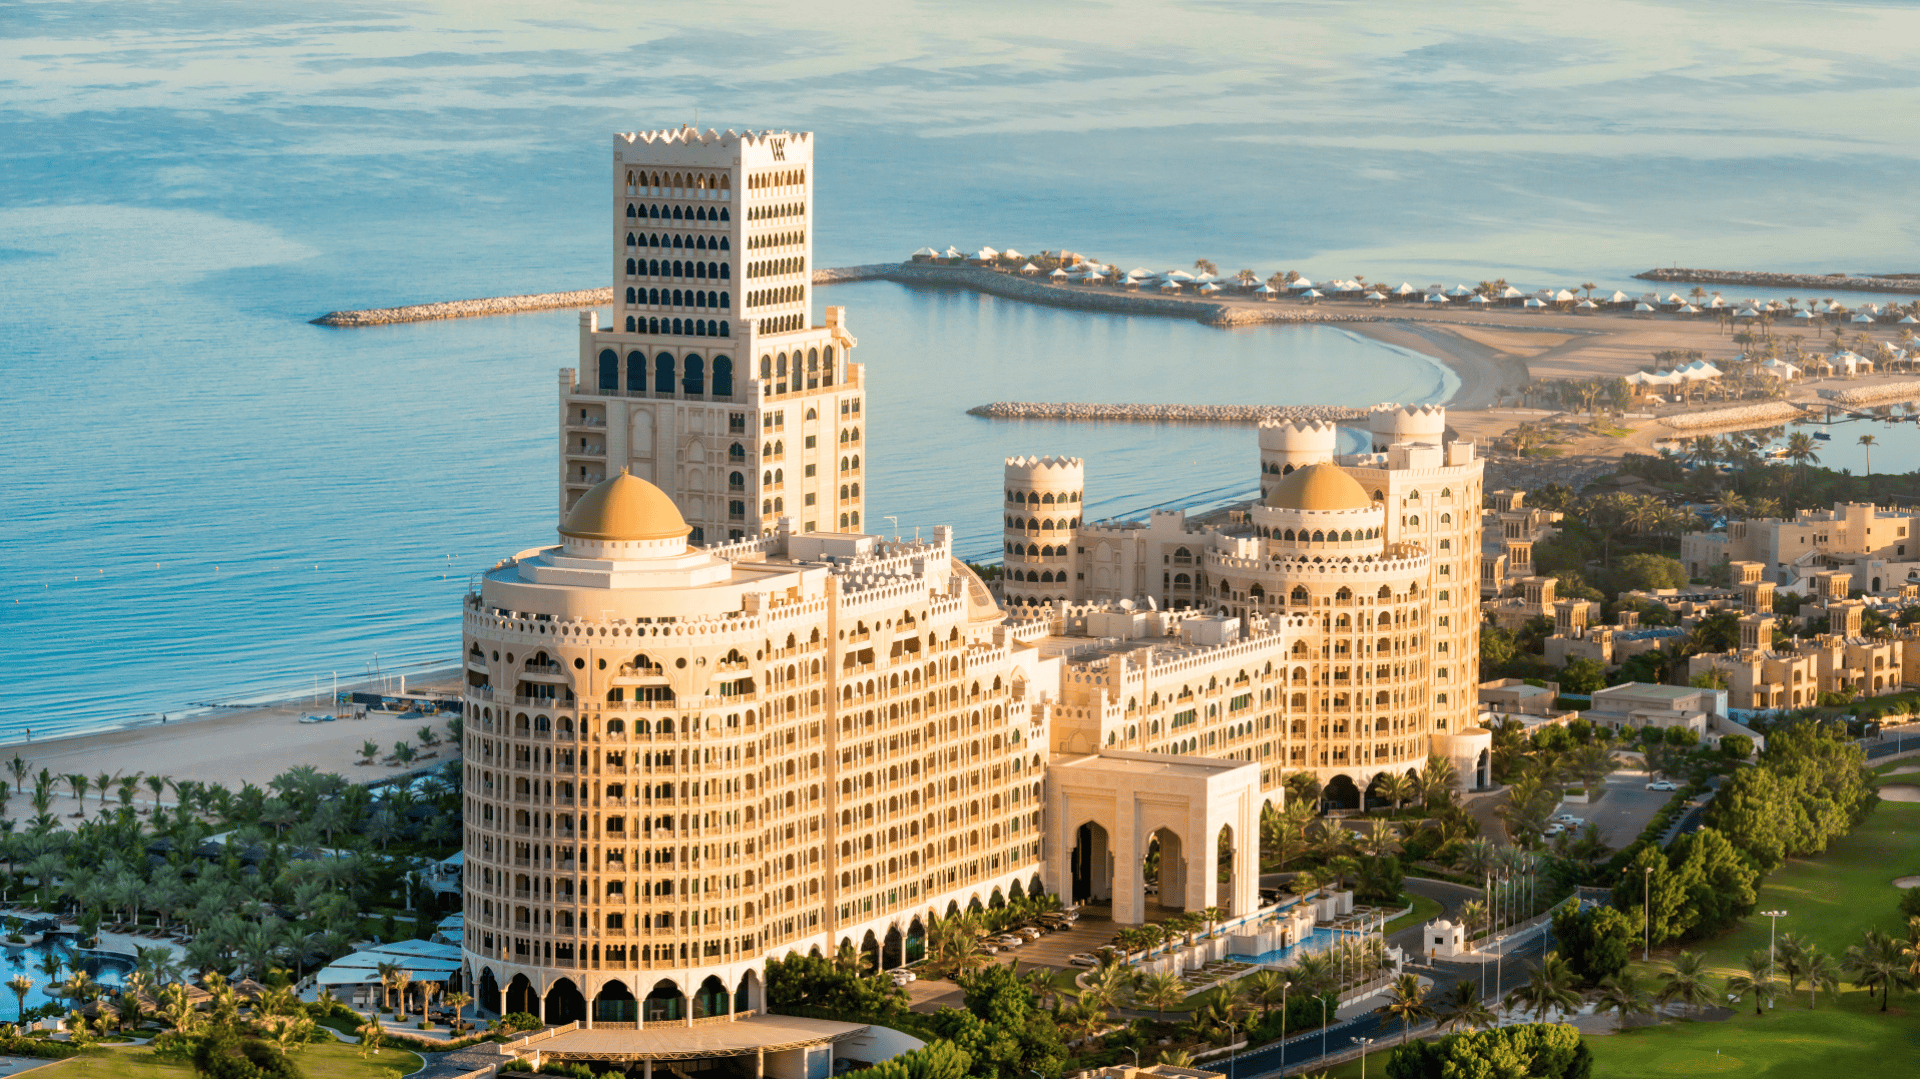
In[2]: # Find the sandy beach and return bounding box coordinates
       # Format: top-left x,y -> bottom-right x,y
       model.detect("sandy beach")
0,678 -> 462,818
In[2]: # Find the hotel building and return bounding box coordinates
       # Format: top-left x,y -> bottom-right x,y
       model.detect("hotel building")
454,128 -> 1489,1072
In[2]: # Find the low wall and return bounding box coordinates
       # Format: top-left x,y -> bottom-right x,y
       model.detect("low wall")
313,289 -> 613,326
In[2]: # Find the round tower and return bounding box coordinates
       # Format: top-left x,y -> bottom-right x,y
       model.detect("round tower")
1003,456 -> 1085,608
1368,404 -> 1447,451
1257,419 -> 1340,499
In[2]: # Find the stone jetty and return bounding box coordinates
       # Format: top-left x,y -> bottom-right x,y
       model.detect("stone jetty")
1659,401 -> 1807,432
1828,380 -> 1920,407
312,263 -> 1389,328
313,288 -> 614,326
1635,267 -> 1920,297
967,402 -> 1369,424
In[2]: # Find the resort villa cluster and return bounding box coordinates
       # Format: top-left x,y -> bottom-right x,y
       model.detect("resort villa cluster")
452,128 -> 1502,1071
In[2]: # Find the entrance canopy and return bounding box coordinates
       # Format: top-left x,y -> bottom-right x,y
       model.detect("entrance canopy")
1048,750 -> 1260,925
314,939 -> 462,987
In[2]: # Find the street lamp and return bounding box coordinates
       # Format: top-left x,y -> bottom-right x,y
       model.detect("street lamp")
1351,1036 -> 1377,1080
1761,909 -> 1787,1008
1642,867 -> 1653,962
1226,1020 -> 1239,1079
1279,978 -> 1292,1077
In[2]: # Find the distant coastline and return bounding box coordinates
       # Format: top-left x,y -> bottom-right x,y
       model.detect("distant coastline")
964,402 -> 1370,424
1634,267 -> 1920,296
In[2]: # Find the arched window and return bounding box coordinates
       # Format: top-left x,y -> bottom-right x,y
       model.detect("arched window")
598,349 -> 618,390
822,345 -> 835,385
683,354 -> 705,396
1283,529 -> 1295,540
713,356 -> 733,396
760,355 -> 772,379
625,258 -> 636,275
624,316 -> 635,332
719,321 -> 730,337
719,291 -> 730,308
654,352 -> 675,394
626,350 -> 645,392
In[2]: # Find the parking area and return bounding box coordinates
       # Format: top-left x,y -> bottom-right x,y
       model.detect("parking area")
1567,771 -> 1680,848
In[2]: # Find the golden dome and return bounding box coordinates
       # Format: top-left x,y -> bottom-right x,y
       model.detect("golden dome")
1263,462 -> 1374,511
559,470 -> 691,542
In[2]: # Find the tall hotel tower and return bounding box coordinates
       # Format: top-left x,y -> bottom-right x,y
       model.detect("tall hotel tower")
559,128 -> 865,545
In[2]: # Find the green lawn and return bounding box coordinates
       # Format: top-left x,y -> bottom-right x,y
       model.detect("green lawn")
1385,892 -> 1443,936
21,1036 -> 422,1079
1587,994 -> 1920,1078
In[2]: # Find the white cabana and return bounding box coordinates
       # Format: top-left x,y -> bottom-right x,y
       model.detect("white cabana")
1679,304 -> 1702,314
1126,267 -> 1155,279
1633,302 -> 1656,312
1793,309 -> 1815,320
910,246 -> 938,259
1050,267 -> 1070,279
1289,277 -> 1315,290
1853,313 -> 1876,323
1365,291 -> 1388,302
942,246 -> 964,259
1468,294 -> 1492,305
1553,289 -> 1577,302
1576,299 -> 1599,310
1255,284 -> 1279,299
1761,358 -> 1802,380
1735,307 -> 1760,318
1523,297 -> 1547,309
1448,284 -> 1476,297
1608,290 -> 1632,304
1393,282 -> 1418,296
1424,292 -> 1449,303
1158,280 -> 1184,292
1167,269 -> 1195,281
1831,350 -> 1873,374
1019,262 -> 1040,275
1301,288 -> 1324,299
974,246 -> 999,260
1199,282 -> 1222,293
1002,248 -> 1024,260
1501,286 -> 1527,300
1901,315 -> 1919,325
1192,272 -> 1218,284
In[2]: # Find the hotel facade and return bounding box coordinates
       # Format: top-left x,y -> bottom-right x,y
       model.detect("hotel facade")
456,127 -> 1490,1064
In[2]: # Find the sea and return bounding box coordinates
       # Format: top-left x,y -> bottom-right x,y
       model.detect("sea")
5,1 -> 1920,737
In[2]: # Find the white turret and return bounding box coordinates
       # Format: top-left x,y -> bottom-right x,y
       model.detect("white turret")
1257,419 -> 1339,499
1003,456 -> 1085,608
1368,404 -> 1447,451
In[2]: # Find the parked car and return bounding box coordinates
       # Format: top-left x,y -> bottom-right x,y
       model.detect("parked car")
1646,779 -> 1677,791
1068,952 -> 1100,967
977,942 -> 1000,954
1017,926 -> 1044,941
1552,813 -> 1584,826
888,968 -> 916,985
1543,823 -> 1566,837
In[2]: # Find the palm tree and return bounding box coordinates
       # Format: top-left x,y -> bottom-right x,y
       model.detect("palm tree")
1805,948 -> 1842,1009
64,774 -> 87,814
5,975 -> 30,1022
1245,969 -> 1290,1019
1725,950 -> 1778,1015
356,1014 -> 384,1058
1503,953 -> 1581,1022
1858,433 -> 1878,494
1659,951 -> 1718,1016
1844,929 -> 1908,1011
1432,980 -> 1495,1032
1377,972 -> 1432,1045
1135,971 -> 1187,1018
1594,973 -> 1655,1031
359,741 -> 380,763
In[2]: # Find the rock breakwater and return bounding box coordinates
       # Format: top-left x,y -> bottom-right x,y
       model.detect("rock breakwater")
967,402 -> 1368,424
1827,380 -> 1920,406
1660,401 -> 1807,432
313,288 -> 614,326
1635,267 -> 1920,297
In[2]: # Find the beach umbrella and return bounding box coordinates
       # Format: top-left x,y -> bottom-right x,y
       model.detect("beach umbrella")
1424,292 -> 1449,303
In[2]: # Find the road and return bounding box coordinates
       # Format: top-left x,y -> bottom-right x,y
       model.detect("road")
1229,878 -> 1558,1079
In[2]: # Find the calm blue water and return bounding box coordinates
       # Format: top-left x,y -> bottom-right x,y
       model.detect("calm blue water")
6,1 -> 1920,735
0,943 -> 131,1019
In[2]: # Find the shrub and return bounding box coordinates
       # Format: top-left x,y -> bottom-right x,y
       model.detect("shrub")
1386,1022 -> 1592,1078
498,1011 -> 543,1033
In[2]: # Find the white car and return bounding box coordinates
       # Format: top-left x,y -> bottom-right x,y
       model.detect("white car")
1018,927 -> 1044,941
888,969 -> 916,985
1068,953 -> 1100,967
1646,779 -> 1677,791
1543,823 -> 1566,837
1552,813 -> 1584,826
